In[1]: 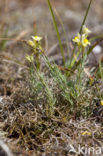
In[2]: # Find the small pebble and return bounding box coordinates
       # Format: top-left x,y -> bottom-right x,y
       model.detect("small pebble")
93,45 -> 102,54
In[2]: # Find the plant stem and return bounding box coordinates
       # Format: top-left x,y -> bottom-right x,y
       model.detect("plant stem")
47,0 -> 65,66
79,0 -> 93,34
54,8 -> 69,56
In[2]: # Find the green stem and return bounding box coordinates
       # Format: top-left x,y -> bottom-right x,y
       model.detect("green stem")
70,46 -> 81,68
54,8 -> 69,56
36,54 -> 40,71
79,0 -> 93,34
47,0 -> 65,66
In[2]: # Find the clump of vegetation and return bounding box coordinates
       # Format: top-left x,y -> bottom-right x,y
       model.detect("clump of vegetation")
25,19 -> 93,117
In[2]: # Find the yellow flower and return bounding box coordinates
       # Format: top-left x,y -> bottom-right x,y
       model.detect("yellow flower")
32,36 -> 42,42
81,34 -> 91,47
26,54 -> 34,62
73,33 -> 91,47
27,40 -> 34,47
82,131 -> 91,136
72,33 -> 81,45
100,100 -> 103,106
72,26 -> 91,47
82,25 -> 91,36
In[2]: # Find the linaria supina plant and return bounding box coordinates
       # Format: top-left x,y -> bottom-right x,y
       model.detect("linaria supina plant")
26,28 -> 92,117
26,35 -> 56,115
26,0 -> 95,117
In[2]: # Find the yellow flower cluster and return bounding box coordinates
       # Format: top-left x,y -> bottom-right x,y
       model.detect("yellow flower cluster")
72,25 -> 91,47
26,36 -> 42,63
28,36 -> 42,47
